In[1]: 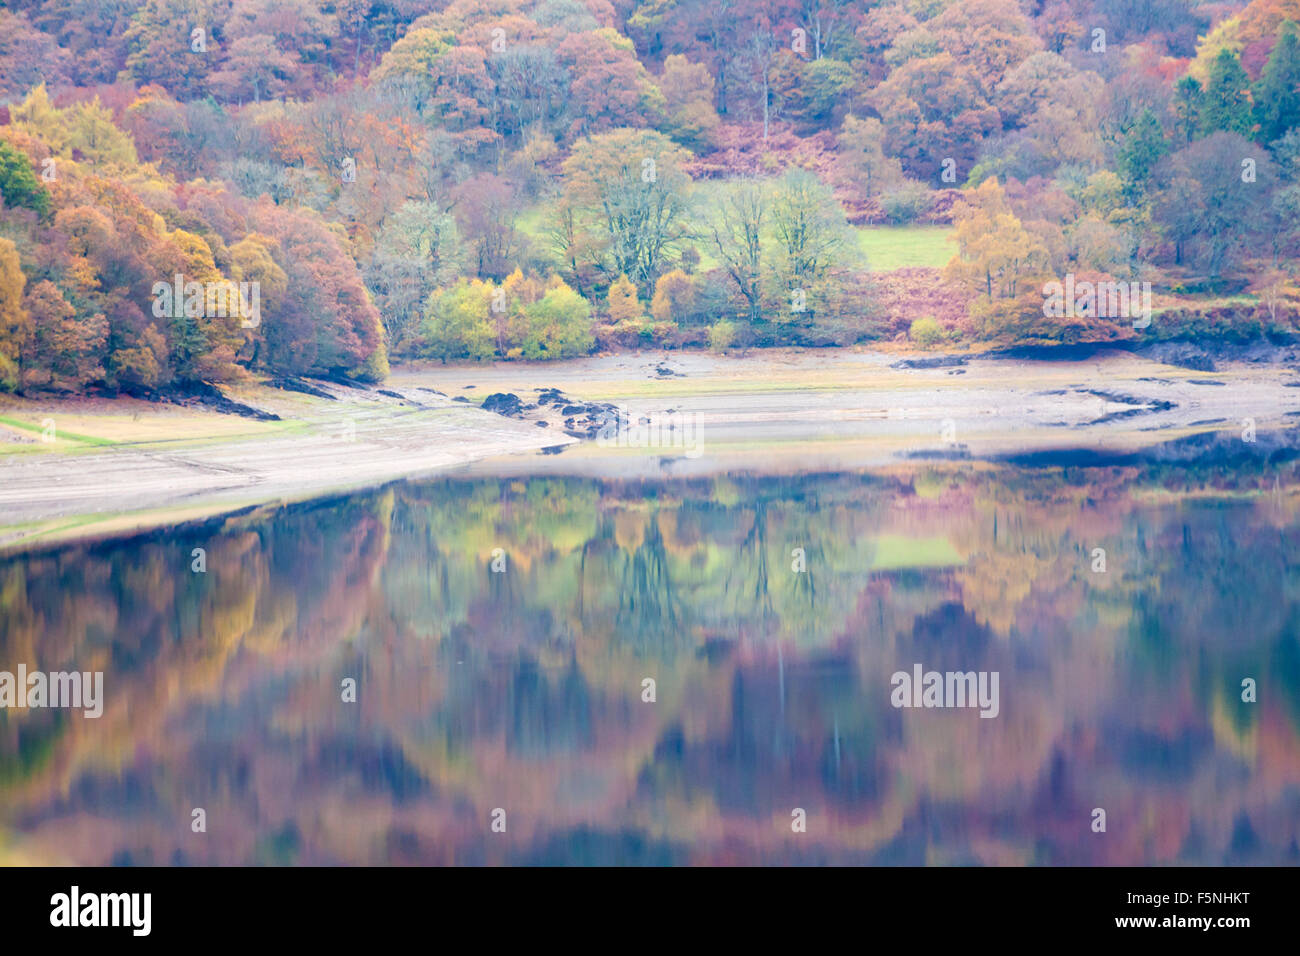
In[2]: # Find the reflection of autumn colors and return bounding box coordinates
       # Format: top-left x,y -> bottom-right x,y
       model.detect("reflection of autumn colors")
2,464 -> 1298,865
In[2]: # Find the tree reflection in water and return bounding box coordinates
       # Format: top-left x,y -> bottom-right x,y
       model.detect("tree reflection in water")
1,461 -> 1298,865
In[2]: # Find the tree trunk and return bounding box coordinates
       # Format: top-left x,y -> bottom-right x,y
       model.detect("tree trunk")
762,71 -> 769,140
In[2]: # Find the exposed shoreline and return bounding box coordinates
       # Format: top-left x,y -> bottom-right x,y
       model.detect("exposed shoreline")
2,347 -> 1298,552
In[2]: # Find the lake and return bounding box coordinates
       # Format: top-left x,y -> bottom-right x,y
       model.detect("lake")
2,454 -> 1298,864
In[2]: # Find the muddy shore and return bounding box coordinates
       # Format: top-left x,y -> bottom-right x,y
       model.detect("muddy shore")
2,347 -> 1298,550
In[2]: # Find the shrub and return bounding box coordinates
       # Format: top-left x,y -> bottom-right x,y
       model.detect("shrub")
605,273 -> 644,323
423,279 -> 495,362
0,351 -> 17,392
879,181 -> 932,224
523,283 -> 594,359
707,319 -> 737,351
651,269 -> 698,325
909,315 -> 945,347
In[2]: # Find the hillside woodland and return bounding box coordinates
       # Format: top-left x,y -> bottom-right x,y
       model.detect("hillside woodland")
1,0 -> 1299,395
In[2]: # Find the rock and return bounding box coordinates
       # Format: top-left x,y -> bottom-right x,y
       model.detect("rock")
481,392 -> 524,417
269,378 -> 336,400
155,381 -> 280,421
1137,342 -> 1215,371
891,355 -> 969,370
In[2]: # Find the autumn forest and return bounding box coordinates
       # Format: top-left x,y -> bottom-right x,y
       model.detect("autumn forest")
5,0 -> 1300,889
1,0 -> 1300,396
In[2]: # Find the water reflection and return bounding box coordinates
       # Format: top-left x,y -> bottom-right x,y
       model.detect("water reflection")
2,462 -> 1298,864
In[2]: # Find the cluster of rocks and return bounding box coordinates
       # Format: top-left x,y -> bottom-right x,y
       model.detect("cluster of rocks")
471,387 -> 626,439
534,388 -> 625,438
267,377 -> 336,400
156,380 -> 281,421
891,355 -> 969,370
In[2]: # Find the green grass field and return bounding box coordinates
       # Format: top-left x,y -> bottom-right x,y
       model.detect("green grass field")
857,225 -> 954,271
515,209 -> 954,275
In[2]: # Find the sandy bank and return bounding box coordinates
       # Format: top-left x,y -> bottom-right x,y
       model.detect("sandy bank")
0,382 -> 572,550
2,347 -> 1297,550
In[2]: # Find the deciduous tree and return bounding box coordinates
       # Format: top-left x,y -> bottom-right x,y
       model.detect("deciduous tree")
557,128 -> 694,292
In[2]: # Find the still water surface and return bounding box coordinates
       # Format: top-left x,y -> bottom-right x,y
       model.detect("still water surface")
2,459 -> 1298,864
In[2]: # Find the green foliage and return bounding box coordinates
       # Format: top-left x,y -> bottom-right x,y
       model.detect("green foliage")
781,57 -> 854,130
1145,304 -> 1291,342
1173,75 -> 1203,143
422,279 -> 495,363
879,181 -> 933,224
1117,109 -> 1169,202
1199,49 -> 1253,137
909,315 -> 945,347
0,351 -> 17,392
707,319 -> 737,351
1255,21 -> 1300,144
370,27 -> 454,108
63,99 -> 139,167
522,283 -> 594,359
765,169 -> 861,319
557,128 -> 694,292
0,139 -> 51,218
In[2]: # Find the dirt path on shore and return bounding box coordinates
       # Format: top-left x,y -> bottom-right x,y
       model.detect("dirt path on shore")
2,347 -> 1298,550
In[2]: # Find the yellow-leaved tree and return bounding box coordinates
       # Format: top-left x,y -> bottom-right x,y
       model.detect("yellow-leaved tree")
605,274 -> 645,325
0,237 -> 28,391
945,177 -> 1049,301
944,177 -> 1055,342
